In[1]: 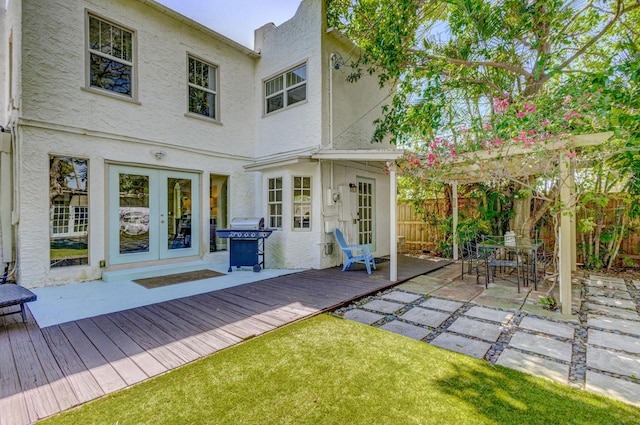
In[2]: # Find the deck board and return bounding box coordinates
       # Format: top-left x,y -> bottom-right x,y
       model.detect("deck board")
89,315 -> 166,378
7,322 -> 60,421
74,318 -> 148,387
41,326 -> 105,403
0,258 -> 451,424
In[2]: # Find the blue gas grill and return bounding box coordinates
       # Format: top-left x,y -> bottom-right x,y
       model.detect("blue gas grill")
215,217 -> 273,272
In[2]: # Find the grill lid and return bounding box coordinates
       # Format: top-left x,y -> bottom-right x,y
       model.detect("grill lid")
230,217 -> 265,230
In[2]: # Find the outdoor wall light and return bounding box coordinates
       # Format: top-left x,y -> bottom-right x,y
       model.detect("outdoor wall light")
152,150 -> 167,160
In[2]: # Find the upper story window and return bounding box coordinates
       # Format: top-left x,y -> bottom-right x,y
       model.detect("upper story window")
88,14 -> 134,97
265,64 -> 307,114
188,55 -> 218,120
268,177 -> 283,229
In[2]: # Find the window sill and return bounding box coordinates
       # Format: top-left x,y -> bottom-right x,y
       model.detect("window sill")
81,87 -> 141,105
263,99 -> 308,118
184,112 -> 222,125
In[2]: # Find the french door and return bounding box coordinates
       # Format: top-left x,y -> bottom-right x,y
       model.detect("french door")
357,177 -> 375,250
108,165 -> 200,265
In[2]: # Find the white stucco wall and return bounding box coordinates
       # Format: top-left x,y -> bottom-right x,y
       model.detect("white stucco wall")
4,0 -> 397,287
254,0 -> 324,158
20,0 -> 258,158
16,125 -> 259,287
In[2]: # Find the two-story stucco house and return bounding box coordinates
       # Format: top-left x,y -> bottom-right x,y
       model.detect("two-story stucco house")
0,0 -> 401,289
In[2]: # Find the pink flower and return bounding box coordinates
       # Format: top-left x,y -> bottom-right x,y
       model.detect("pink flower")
562,95 -> 572,106
517,111 -> 526,118
541,120 -> 550,126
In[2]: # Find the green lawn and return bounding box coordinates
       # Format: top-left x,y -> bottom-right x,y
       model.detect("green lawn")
42,314 -> 640,425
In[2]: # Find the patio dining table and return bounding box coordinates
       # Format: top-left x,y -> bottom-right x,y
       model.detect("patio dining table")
477,236 -> 545,289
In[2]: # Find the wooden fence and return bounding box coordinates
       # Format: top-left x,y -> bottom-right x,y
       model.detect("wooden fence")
397,200 -> 640,265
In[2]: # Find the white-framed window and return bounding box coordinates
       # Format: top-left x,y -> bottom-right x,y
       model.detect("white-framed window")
292,176 -> 311,230
268,178 -> 283,229
87,13 -> 135,97
265,64 -> 307,114
50,156 -> 89,268
188,55 -> 218,120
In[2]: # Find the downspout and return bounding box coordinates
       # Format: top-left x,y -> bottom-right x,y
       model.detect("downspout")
329,52 -> 338,151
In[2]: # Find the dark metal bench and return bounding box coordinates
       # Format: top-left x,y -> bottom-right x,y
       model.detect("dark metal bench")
0,284 -> 37,322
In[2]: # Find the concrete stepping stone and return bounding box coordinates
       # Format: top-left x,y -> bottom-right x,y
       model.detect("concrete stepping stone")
519,316 -> 575,339
496,348 -> 569,384
633,280 -> 640,291
380,320 -> 430,340
464,306 -> 514,324
508,331 -> 572,362
399,307 -> 450,328
587,346 -> 640,378
343,309 -> 384,325
429,281 -> 484,301
589,296 -> 636,310
585,287 -> 632,299
420,298 -> 464,312
447,316 -> 503,342
361,299 -> 405,315
588,316 -> 640,337
381,291 -> 424,304
586,371 -> 640,407
589,274 -> 626,283
586,303 -> 640,321
587,276 -> 627,290
589,329 -> 640,354
431,332 -> 491,359
396,279 -> 444,295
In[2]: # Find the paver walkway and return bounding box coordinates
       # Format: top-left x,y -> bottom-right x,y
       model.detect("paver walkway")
335,267 -> 640,407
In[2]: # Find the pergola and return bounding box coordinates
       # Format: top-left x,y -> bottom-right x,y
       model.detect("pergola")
443,132 -> 613,316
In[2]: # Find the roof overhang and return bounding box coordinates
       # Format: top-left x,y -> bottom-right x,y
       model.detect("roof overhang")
311,149 -> 404,161
244,149 -> 404,172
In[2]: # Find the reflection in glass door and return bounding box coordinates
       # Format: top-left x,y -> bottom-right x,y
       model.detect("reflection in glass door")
109,166 -> 199,265
167,178 -> 192,250
119,173 -> 151,254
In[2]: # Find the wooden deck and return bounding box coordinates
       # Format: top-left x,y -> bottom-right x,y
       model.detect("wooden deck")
0,257 -> 450,424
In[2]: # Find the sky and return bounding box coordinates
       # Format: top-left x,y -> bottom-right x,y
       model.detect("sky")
155,0 -> 303,49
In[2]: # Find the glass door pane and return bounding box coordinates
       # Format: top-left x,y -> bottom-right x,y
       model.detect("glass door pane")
168,178 -> 192,250
357,178 -> 375,249
119,173 -> 150,254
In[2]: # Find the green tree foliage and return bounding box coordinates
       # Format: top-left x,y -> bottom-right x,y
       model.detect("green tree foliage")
328,0 -> 640,266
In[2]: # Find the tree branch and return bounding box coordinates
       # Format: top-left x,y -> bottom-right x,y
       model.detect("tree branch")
555,0 -> 639,72
415,52 -> 532,78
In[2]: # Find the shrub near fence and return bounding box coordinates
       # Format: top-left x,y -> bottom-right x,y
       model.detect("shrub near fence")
397,198 -> 639,266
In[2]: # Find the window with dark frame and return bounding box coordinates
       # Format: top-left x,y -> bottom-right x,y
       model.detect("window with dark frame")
188,56 -> 218,120
265,64 -> 307,114
88,14 -> 134,97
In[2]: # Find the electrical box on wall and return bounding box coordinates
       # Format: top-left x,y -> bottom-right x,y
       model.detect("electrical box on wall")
324,219 -> 338,234
325,188 -> 340,205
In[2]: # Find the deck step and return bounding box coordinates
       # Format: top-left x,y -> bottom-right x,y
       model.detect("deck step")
101,260 -> 214,282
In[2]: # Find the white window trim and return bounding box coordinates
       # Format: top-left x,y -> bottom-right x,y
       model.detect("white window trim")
264,62 -> 307,115
186,53 -> 220,123
84,10 -> 138,101
267,177 -> 283,229
292,176 -> 311,231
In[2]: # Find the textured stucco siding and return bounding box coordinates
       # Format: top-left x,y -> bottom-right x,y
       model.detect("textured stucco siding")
16,125 -> 259,288
254,0 -> 323,158
21,0 -> 257,158
261,160 -> 391,271
261,162 -> 321,270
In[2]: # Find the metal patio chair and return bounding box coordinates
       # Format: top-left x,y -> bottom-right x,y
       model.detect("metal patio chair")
334,228 -> 376,274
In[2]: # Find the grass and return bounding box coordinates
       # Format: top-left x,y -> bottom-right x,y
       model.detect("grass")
42,314 -> 640,425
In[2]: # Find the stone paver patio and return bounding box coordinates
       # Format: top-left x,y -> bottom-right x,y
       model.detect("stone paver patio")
335,265 -> 640,408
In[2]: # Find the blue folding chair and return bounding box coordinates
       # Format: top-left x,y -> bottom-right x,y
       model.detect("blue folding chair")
334,228 -> 376,274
